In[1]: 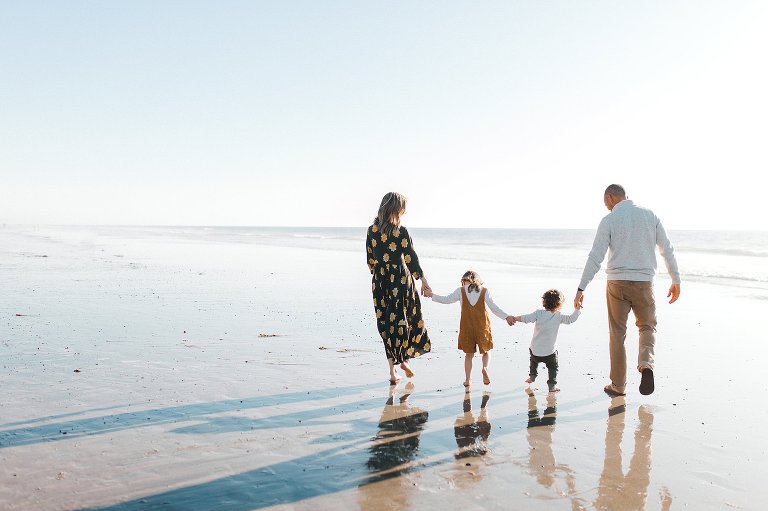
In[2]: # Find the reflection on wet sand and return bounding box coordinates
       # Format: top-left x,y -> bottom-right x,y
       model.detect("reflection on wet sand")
359,382 -> 428,511
365,382 -> 429,481
525,389 -> 584,507
524,392 -> 671,510
448,390 -> 492,490
594,399 -> 671,511
454,390 -> 491,459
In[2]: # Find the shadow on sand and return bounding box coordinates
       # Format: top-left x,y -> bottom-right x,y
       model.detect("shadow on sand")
5,378 -> 665,511
0,384 -> 381,449
72,383 -> 613,511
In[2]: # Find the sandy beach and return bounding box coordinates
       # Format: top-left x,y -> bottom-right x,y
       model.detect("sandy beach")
1,225 -> 766,510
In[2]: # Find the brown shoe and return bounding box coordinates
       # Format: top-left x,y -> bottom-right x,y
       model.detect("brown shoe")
639,368 -> 655,395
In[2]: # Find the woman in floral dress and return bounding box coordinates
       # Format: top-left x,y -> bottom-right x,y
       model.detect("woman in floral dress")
366,192 -> 432,384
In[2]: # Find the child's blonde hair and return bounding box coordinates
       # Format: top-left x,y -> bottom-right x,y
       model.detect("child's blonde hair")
461,270 -> 483,293
542,289 -> 564,311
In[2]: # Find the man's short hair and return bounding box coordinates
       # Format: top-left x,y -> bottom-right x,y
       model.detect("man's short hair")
604,184 -> 626,198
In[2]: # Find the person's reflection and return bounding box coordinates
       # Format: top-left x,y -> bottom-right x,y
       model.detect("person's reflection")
594,399 -> 667,511
454,390 -> 491,459
526,388 -> 559,488
365,382 -> 429,481
525,389 -> 584,506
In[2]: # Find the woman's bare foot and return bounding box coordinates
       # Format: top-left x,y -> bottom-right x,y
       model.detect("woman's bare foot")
389,372 -> 401,385
482,368 -> 491,385
525,377 -> 534,384
400,362 -> 415,378
463,380 -> 471,387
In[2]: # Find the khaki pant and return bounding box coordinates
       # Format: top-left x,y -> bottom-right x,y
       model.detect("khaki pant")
606,280 -> 657,392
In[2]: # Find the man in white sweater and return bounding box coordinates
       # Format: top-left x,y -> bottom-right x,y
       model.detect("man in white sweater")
574,184 -> 681,397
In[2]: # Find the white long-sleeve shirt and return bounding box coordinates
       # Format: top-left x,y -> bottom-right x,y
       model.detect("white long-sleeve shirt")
579,199 -> 681,291
519,309 -> 581,357
431,285 -> 509,320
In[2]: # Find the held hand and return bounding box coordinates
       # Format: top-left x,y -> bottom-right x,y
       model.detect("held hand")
421,280 -> 432,297
574,290 -> 584,310
506,315 -> 516,326
667,283 -> 680,304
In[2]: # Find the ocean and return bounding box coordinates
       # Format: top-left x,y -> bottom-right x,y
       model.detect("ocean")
21,225 -> 768,291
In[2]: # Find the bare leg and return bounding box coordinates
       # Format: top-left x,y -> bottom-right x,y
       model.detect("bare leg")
464,353 -> 473,386
388,358 -> 400,383
481,352 -> 491,384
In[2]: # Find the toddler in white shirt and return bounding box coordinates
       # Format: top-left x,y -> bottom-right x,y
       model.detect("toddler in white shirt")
513,289 -> 580,393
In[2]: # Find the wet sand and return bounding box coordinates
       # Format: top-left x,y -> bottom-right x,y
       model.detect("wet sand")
0,226 -> 766,510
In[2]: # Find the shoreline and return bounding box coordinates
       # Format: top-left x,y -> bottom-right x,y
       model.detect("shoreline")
4,225 -> 766,294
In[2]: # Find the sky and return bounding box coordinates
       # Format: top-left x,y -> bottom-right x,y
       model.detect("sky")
1,1 -> 766,230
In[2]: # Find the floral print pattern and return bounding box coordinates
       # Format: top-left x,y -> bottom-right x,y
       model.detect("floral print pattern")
366,224 -> 430,364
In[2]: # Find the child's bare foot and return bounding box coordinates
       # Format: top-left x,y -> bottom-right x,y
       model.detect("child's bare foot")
400,362 -> 415,378
463,380 -> 471,387
482,368 -> 491,385
525,377 -> 534,384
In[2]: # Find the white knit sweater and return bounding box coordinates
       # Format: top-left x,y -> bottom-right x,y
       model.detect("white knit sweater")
579,200 -> 681,290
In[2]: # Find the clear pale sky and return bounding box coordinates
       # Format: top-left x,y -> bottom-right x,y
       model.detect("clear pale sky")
1,1 -> 766,230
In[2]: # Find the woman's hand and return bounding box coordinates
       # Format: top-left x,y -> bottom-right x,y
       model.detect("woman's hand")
420,278 -> 432,297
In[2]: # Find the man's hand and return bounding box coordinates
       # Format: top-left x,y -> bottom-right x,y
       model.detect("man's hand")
667,283 -> 680,304
574,290 -> 584,310
506,315 -> 516,326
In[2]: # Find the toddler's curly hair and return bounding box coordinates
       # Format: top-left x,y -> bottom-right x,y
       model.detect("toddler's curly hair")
542,289 -> 564,312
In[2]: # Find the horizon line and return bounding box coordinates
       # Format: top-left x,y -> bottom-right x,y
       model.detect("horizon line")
2,223 -> 766,233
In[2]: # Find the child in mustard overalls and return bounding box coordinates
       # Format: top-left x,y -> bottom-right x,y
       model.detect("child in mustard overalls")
429,270 -> 514,387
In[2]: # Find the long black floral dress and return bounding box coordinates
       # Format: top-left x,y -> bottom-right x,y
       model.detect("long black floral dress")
366,224 -> 431,364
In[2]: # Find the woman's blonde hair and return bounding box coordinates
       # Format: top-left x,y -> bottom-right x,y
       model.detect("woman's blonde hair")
461,270 -> 483,293
373,192 -> 407,235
